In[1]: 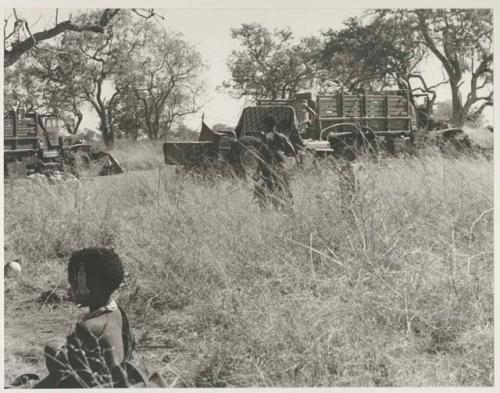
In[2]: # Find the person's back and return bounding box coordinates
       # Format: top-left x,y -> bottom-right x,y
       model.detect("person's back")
258,116 -> 295,165
33,248 -> 137,388
13,248 -> 165,389
268,130 -> 296,160
76,302 -> 129,369
253,115 -> 296,208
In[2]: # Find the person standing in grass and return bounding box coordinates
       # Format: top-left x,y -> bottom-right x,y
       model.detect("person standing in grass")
29,247 -> 164,388
254,115 -> 297,208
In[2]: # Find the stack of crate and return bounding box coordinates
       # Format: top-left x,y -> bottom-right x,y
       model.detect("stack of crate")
4,111 -> 40,176
4,112 -> 39,152
317,91 -> 412,135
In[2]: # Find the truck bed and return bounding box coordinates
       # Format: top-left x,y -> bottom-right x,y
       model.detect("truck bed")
317,91 -> 413,137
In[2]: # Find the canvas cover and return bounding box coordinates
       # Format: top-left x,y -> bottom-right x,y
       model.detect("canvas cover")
198,120 -> 216,142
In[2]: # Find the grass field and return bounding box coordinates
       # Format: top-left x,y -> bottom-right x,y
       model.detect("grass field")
3,143 -> 494,387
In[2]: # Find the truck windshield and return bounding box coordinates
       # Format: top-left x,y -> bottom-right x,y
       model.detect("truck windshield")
235,106 -> 299,137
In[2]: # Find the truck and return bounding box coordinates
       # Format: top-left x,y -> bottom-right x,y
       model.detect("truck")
4,110 -> 123,178
162,89 -> 468,171
280,90 -> 416,157
163,104 -> 303,175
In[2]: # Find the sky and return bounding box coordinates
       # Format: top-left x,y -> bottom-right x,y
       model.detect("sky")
4,5 -> 493,131
161,7 -> 362,128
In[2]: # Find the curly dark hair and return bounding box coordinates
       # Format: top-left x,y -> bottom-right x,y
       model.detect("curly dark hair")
68,247 -> 124,294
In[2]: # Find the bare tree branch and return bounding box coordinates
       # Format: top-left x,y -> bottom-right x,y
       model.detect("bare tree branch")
475,91 -> 493,102
22,20 -> 36,45
415,11 -> 458,81
471,98 -> 493,118
131,9 -> 163,20
427,79 -> 450,91
3,8 -> 133,67
4,16 -> 12,40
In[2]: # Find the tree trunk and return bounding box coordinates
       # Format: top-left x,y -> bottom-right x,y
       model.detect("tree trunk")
73,109 -> 83,134
100,111 -> 114,149
281,85 -> 287,99
450,80 -> 465,127
152,114 -> 160,140
107,127 -> 115,149
143,113 -> 154,140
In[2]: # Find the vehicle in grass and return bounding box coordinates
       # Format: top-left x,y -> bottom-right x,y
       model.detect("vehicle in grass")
3,110 -> 123,178
162,89 -> 470,172
163,105 -> 302,175
286,90 -> 417,157
280,90 -> 469,158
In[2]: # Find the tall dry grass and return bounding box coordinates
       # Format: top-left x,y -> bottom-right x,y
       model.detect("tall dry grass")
3,147 -> 493,387
111,140 -> 165,171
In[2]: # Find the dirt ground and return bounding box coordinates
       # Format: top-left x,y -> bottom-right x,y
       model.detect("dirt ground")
3,277 -> 179,387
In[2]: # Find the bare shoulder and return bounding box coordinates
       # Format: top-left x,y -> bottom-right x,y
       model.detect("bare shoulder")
77,309 -> 123,340
77,314 -> 109,339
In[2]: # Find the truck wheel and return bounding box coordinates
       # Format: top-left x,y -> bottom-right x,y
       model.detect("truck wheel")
332,136 -> 358,161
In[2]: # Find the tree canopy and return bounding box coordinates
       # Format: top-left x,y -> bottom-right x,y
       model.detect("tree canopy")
4,8 -> 160,67
320,13 -> 427,92
223,23 -> 321,101
319,9 -> 493,127
4,8 -> 494,145
6,10 -> 206,147
411,9 -> 493,126
118,23 -> 205,140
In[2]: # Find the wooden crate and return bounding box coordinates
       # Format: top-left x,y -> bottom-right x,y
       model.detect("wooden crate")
387,96 -> 408,116
342,96 -> 362,117
317,96 -> 339,117
365,96 -> 386,117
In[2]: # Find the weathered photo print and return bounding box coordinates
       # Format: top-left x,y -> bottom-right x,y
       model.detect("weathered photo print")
3,4 -> 494,388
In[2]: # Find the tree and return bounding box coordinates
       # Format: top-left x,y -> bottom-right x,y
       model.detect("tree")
112,89 -> 144,140
29,11 -> 143,147
319,10 -> 493,127
4,8 -> 160,67
412,9 -> 493,127
4,61 -> 44,111
223,23 -> 321,101
4,58 -> 84,133
169,122 -> 200,141
320,14 -> 428,94
22,10 -> 203,145
118,22 -> 206,140
359,9 -> 493,127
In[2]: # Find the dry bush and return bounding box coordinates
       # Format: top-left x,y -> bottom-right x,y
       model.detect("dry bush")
3,148 -> 493,387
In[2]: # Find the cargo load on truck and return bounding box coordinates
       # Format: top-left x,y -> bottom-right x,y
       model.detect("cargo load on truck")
3,110 -> 124,178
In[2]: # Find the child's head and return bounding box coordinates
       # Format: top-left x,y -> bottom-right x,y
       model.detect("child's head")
68,248 -> 124,306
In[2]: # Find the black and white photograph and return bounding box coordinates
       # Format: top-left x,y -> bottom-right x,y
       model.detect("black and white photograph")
2,1 -> 495,389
